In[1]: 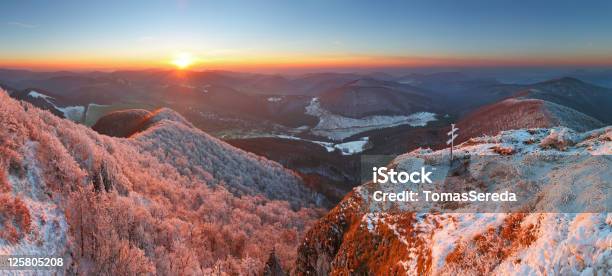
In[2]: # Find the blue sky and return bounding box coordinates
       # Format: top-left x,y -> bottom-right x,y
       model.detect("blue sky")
1,0 -> 611,70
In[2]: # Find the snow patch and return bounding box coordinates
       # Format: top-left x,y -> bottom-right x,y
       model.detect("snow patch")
28,91 -> 54,101
267,97 -> 282,103
28,90 -> 85,123
493,213 -> 611,275
1,141 -> 70,260
305,97 -> 436,141
275,135 -> 369,155
60,105 -> 85,122
392,127 -> 610,273
334,137 -> 369,155
361,213 -> 382,232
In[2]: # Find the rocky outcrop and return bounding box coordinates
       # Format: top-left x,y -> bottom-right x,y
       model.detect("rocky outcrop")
296,126 -> 611,275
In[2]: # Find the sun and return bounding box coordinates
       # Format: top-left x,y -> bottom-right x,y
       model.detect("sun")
171,53 -> 195,69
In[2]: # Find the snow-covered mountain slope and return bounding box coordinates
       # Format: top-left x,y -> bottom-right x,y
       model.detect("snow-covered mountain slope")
129,108 -> 321,205
90,107 -> 322,204
296,126 -> 611,275
0,90 -> 321,274
457,98 -> 604,143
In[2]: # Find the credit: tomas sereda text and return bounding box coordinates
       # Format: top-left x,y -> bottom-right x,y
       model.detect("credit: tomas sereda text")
370,166 -> 517,202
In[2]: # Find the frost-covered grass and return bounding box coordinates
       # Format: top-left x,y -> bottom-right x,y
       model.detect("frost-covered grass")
1,140 -> 70,264
356,210 -> 611,275
378,127 -> 611,274
303,125 -> 612,275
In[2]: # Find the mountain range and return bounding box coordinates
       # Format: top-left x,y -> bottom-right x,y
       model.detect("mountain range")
1,68 -> 611,274
5,69 -> 612,203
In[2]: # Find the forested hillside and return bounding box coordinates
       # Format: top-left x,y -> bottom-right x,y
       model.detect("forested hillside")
0,89 -> 322,274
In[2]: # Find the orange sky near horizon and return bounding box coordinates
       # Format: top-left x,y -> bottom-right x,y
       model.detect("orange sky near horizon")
2,53 -> 612,72
3,1 -> 612,73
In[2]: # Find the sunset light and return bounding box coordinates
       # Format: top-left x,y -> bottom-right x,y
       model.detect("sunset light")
2,1 -> 612,71
171,53 -> 195,69
1,1 -> 611,275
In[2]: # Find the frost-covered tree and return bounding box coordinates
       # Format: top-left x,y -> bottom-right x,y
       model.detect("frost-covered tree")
0,90 -> 322,274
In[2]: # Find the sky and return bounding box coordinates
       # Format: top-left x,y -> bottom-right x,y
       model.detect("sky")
1,0 -> 611,71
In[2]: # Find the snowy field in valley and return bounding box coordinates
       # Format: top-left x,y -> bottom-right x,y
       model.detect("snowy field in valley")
29,91 -> 85,122
305,97 -> 436,141
276,135 -> 370,155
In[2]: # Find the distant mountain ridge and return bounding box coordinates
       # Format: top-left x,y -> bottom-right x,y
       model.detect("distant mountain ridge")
456,97 -> 604,142
317,78 -> 435,118
5,69 -> 612,188
522,77 -> 612,123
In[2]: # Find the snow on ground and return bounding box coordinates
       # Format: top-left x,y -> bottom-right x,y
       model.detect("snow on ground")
28,90 -> 84,123
357,126 -> 612,275
267,97 -> 282,102
361,213 -> 381,232
276,135 -> 369,155
28,91 -> 54,101
358,210 -> 611,275
493,213 -> 611,275
428,213 -> 507,272
334,137 -> 369,155
61,106 -> 86,122
381,127 -> 611,215
276,135 -> 335,152
305,97 -> 436,141
393,127 -> 611,162
1,141 -> 70,260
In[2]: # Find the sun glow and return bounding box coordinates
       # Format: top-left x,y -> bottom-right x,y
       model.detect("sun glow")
171,53 -> 195,69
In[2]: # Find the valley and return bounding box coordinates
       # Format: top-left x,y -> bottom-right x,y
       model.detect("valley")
4,69 -> 612,206
1,68 -> 611,274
